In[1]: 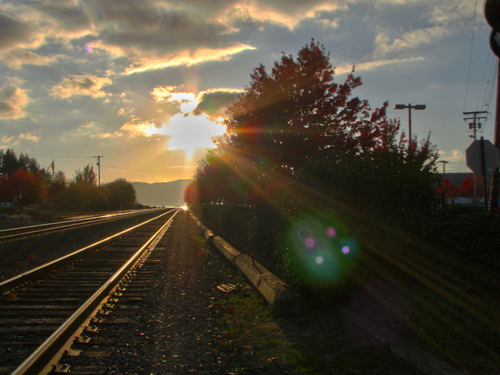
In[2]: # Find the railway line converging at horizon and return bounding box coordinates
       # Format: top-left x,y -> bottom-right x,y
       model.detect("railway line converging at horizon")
0,208 -> 178,374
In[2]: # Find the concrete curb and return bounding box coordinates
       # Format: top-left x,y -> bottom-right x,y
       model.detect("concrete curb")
344,309 -> 466,375
189,213 -> 303,316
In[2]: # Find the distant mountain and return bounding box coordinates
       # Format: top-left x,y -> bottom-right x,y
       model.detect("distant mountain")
132,179 -> 193,207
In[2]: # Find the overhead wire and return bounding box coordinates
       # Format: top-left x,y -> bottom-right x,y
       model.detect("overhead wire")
476,50 -> 492,110
484,58 -> 498,112
463,0 -> 479,112
458,0 -> 479,172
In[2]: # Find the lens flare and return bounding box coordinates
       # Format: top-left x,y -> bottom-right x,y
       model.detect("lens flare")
300,229 -> 310,239
285,212 -> 361,287
327,227 -> 337,238
305,238 -> 315,248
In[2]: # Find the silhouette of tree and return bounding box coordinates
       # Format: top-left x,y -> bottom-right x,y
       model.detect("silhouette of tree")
104,179 -> 136,210
74,164 -> 97,186
225,39 -> 388,175
0,149 -> 20,176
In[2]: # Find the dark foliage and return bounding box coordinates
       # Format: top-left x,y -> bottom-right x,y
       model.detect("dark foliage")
189,41 -> 441,297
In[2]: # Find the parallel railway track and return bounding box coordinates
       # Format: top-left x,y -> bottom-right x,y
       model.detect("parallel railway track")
0,209 -> 166,242
0,209 -> 179,375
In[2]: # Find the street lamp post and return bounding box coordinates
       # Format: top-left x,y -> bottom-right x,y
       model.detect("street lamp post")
438,160 -> 449,175
438,160 -> 449,206
394,103 -> 426,147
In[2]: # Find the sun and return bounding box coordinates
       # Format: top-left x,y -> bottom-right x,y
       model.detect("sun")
166,113 -> 226,156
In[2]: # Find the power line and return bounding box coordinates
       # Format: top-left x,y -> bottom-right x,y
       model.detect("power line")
476,50 -> 493,110
463,0 -> 479,112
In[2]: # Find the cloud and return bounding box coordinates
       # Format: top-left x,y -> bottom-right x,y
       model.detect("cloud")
51,74 -> 113,99
121,44 -> 256,75
0,85 -> 29,119
18,131 -> 40,142
0,1 -> 344,74
0,12 -> 34,51
426,1 -> 483,29
193,88 -> 243,117
372,26 -> 452,59
91,131 -> 122,139
439,149 -> 465,163
151,86 -> 178,102
120,119 -> 158,137
0,6 -> 91,68
221,0 -> 345,30
2,49 -> 59,69
150,86 -> 242,118
335,56 -> 426,74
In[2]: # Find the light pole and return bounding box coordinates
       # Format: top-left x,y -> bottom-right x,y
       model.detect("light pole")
438,160 -> 448,206
438,160 -> 448,175
394,103 -> 426,147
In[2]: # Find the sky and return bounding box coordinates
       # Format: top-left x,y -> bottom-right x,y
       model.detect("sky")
0,0 -> 497,184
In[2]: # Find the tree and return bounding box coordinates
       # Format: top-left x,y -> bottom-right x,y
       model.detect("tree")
460,175 -> 484,202
104,179 -> 136,210
184,180 -> 199,205
74,164 -> 97,186
436,177 -> 459,201
47,171 -> 67,197
225,40 -> 388,176
1,149 -> 20,176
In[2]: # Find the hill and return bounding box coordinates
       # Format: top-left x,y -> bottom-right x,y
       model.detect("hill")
132,180 -> 192,207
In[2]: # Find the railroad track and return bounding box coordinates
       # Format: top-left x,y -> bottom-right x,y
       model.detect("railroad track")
0,208 -> 179,375
0,208 -> 166,242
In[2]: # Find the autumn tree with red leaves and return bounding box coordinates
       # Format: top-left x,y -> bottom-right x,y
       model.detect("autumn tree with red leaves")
436,177 -> 459,201
192,40 -> 439,223
225,40 -> 388,175
459,175 -> 484,202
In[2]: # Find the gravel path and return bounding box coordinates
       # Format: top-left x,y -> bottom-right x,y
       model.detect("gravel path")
104,210 -> 272,374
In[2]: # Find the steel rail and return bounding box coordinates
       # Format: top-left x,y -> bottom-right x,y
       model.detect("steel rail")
0,208 -> 175,294
0,208 -> 166,241
10,208 -> 180,375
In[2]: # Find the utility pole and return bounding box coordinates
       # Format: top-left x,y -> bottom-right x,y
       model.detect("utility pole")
463,111 -> 488,140
484,2 -> 500,210
94,155 -> 103,187
489,60 -> 500,210
464,111 -> 488,206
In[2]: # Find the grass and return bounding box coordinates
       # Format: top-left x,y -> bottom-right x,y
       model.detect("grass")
212,268 -> 424,374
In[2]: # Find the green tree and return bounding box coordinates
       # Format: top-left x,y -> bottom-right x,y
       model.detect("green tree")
0,149 -> 20,176
47,171 -> 67,197
74,164 -> 97,186
104,178 -> 137,210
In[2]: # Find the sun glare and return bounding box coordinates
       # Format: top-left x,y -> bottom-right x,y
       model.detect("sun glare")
166,113 -> 226,156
